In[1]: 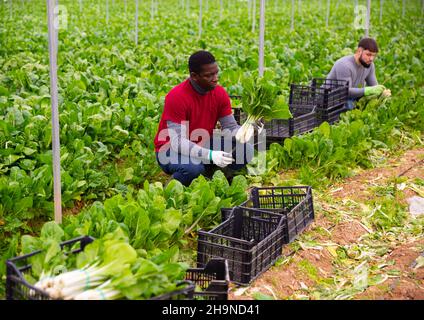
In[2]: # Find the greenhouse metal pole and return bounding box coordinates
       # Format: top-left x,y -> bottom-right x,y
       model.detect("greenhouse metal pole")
198,0 -> 202,38
298,0 -> 301,16
380,0 -> 383,22
46,0 -> 62,224
291,0 -> 294,31
151,0 -> 154,19
55,0 -> 58,57
79,0 -> 82,13
220,0 -> 222,20
187,0 -> 189,17
402,0 -> 405,18
252,0 -> 256,33
125,0 -> 127,14
106,0 -> 109,24
135,0 -> 138,44
9,0 -> 12,20
365,0 -> 370,37
258,0 -> 265,77
326,0 -> 330,28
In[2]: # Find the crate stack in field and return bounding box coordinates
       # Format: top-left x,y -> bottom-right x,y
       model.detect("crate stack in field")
197,186 -> 315,285
311,78 -> 349,124
232,78 -> 349,145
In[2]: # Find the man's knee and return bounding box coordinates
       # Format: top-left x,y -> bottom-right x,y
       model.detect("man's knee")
175,163 -> 205,181
185,163 -> 205,179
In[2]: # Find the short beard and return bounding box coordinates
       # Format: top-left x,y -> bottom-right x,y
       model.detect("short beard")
359,56 -> 371,68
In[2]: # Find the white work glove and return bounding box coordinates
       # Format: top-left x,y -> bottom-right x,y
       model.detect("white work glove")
209,150 -> 234,168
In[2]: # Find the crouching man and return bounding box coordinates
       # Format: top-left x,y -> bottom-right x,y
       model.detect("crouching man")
154,50 -> 253,186
326,37 -> 389,110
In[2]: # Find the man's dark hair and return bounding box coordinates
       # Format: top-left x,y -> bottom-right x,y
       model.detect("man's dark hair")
188,51 -> 216,74
358,37 -> 379,53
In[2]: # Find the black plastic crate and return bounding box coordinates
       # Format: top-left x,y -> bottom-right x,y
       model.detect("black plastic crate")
232,107 -> 247,127
310,78 -> 349,124
197,207 -> 287,285
185,258 -> 230,300
287,84 -> 320,136
230,95 -> 246,126
243,186 -> 315,243
263,107 -> 318,139
6,236 -> 195,300
149,281 -> 195,300
220,207 -> 234,222
231,102 -> 317,141
6,236 -> 94,300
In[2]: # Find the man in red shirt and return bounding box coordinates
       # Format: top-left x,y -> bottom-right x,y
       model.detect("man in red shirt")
154,51 -> 253,186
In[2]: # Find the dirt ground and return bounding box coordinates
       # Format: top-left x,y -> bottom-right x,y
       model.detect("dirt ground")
229,147 -> 424,300
356,240 -> 424,300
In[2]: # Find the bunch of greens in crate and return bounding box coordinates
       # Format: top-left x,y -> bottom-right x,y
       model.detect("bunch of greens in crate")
22,226 -> 188,300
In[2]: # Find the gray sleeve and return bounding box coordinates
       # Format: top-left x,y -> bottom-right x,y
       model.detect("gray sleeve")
365,63 -> 378,86
219,114 -> 240,136
327,63 -> 364,98
167,121 -> 210,161
348,87 -> 365,99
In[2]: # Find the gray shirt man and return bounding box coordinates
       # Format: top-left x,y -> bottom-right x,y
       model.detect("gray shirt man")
326,55 -> 378,99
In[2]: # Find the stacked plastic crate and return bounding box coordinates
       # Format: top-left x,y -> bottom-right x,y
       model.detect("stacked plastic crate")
231,78 -> 349,144
197,186 -> 315,285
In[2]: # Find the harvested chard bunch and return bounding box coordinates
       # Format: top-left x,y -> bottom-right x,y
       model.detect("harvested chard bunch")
381,88 -> 391,98
358,85 -> 392,110
33,237 -> 137,300
375,85 -> 392,102
27,227 -> 189,300
236,73 -> 291,143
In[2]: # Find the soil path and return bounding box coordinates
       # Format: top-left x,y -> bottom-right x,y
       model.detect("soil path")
230,147 -> 424,300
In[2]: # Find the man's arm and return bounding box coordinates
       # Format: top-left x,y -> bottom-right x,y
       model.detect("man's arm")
167,121 -> 210,161
219,114 -> 240,136
365,63 -> 378,86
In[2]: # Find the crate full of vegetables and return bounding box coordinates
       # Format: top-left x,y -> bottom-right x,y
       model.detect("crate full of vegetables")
6,234 -> 195,300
